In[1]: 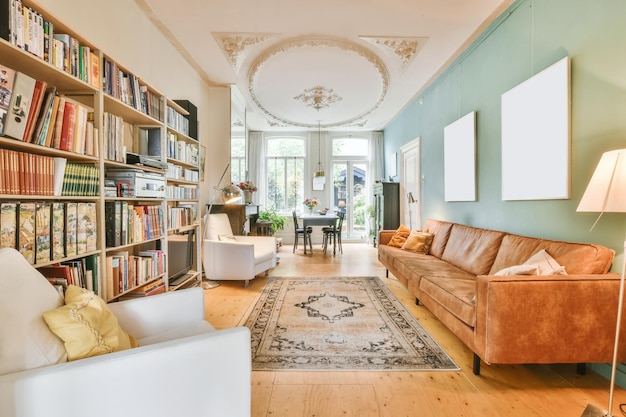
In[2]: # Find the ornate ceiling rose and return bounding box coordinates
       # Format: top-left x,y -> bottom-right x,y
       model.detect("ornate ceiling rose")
293,85 -> 343,111
248,37 -> 389,129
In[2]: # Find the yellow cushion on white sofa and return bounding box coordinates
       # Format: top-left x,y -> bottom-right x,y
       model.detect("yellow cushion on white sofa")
43,285 -> 137,361
0,248 -> 67,375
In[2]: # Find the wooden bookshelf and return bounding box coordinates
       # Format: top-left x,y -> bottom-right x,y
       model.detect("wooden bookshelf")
0,0 -> 202,300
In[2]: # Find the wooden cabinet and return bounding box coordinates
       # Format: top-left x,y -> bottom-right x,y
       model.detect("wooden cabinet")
209,204 -> 259,235
373,182 -> 400,246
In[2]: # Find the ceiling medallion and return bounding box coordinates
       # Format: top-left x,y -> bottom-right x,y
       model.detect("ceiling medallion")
248,36 -> 389,129
294,85 -> 343,111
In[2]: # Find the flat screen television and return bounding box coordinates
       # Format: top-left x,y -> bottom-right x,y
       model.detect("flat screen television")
167,230 -> 195,283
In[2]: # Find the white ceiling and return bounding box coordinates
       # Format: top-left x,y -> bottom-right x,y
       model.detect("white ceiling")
137,0 -> 512,131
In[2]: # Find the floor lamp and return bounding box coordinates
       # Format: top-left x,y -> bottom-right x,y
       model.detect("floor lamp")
577,148 -> 626,417
407,192 -> 417,230
201,163 -> 243,289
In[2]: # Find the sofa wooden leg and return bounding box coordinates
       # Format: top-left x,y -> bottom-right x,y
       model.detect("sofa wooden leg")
577,363 -> 586,375
415,298 -> 420,305
244,280 -> 250,288
386,269 -> 389,278
473,354 -> 481,375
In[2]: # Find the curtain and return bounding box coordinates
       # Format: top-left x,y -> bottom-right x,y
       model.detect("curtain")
248,131 -> 266,207
369,131 -> 384,200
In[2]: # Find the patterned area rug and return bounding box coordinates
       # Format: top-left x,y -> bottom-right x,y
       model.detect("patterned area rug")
243,276 -> 459,371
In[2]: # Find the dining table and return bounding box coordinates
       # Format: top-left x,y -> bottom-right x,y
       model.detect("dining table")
300,213 -> 340,255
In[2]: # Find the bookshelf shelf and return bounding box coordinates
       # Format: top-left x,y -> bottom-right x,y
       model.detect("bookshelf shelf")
0,137 -> 100,161
167,157 -> 198,170
0,195 -> 100,201
33,249 -> 101,268
0,39 -> 99,93
168,223 -> 200,234
103,235 -> 164,252
103,94 -> 163,126
0,0 -> 202,301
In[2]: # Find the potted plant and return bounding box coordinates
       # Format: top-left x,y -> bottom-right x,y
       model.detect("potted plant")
257,208 -> 287,235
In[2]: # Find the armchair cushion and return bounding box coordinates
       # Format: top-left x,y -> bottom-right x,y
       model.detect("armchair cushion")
42,285 -> 138,361
205,213 -> 235,240
0,248 -> 67,375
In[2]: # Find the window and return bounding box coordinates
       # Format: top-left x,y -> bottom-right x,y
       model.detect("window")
231,136 -> 246,184
266,136 -> 305,212
332,137 -> 368,157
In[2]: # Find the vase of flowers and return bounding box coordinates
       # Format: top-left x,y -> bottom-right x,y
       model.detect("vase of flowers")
237,181 -> 257,204
303,198 -> 318,214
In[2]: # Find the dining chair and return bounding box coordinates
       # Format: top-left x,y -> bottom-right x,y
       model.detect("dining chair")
322,211 -> 344,255
292,211 -> 313,253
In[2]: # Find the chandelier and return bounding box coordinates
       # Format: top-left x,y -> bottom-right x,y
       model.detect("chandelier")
294,85 -> 342,111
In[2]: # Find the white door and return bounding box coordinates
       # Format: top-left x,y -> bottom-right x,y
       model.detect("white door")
331,161 -> 368,240
400,138 -> 421,230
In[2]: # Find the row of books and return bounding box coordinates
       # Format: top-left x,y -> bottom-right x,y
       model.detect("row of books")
0,64 -> 98,156
102,57 -> 163,121
58,159 -> 100,197
1,0 -> 100,87
167,131 -> 199,166
105,250 -> 165,300
102,111 -> 124,163
166,106 -> 189,136
166,162 -> 199,182
0,201 -> 97,265
168,205 -> 197,230
0,149 -> 98,196
39,254 -> 101,297
104,201 -> 164,248
166,184 -> 199,200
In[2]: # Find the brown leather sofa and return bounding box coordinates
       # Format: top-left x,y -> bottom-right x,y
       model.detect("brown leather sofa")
378,218 -> 626,375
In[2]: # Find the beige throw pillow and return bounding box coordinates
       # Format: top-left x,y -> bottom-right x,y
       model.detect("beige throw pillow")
523,249 -> 567,275
401,230 -> 434,254
494,264 -> 539,276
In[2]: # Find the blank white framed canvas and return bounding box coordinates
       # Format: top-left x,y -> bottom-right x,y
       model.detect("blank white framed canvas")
444,111 -> 476,201
501,56 -> 571,200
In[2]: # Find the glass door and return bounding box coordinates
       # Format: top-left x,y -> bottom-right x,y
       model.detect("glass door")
331,162 -> 368,240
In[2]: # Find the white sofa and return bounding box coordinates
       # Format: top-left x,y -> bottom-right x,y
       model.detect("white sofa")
202,213 -> 276,286
0,248 -> 251,417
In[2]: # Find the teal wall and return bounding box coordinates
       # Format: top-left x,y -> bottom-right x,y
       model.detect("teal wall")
383,0 -> 626,384
384,0 -> 626,269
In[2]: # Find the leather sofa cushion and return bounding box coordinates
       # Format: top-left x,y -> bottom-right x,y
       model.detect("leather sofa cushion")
489,234 -> 615,275
441,224 -> 506,276
419,276 -> 477,327
393,251 -> 475,283
424,219 -> 453,258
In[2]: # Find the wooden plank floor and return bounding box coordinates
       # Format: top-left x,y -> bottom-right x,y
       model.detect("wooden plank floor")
203,242 -> 626,417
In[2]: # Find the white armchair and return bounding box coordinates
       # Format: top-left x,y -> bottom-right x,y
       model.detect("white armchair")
0,248 -> 251,417
202,213 -> 277,286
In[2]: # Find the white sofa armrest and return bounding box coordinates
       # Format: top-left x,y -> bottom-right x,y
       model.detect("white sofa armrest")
203,239 -> 255,279
0,327 -> 251,417
107,287 -> 205,339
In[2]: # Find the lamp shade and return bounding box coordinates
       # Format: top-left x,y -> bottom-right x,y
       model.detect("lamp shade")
222,184 -> 243,204
407,192 -> 417,204
577,148 -> 626,213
